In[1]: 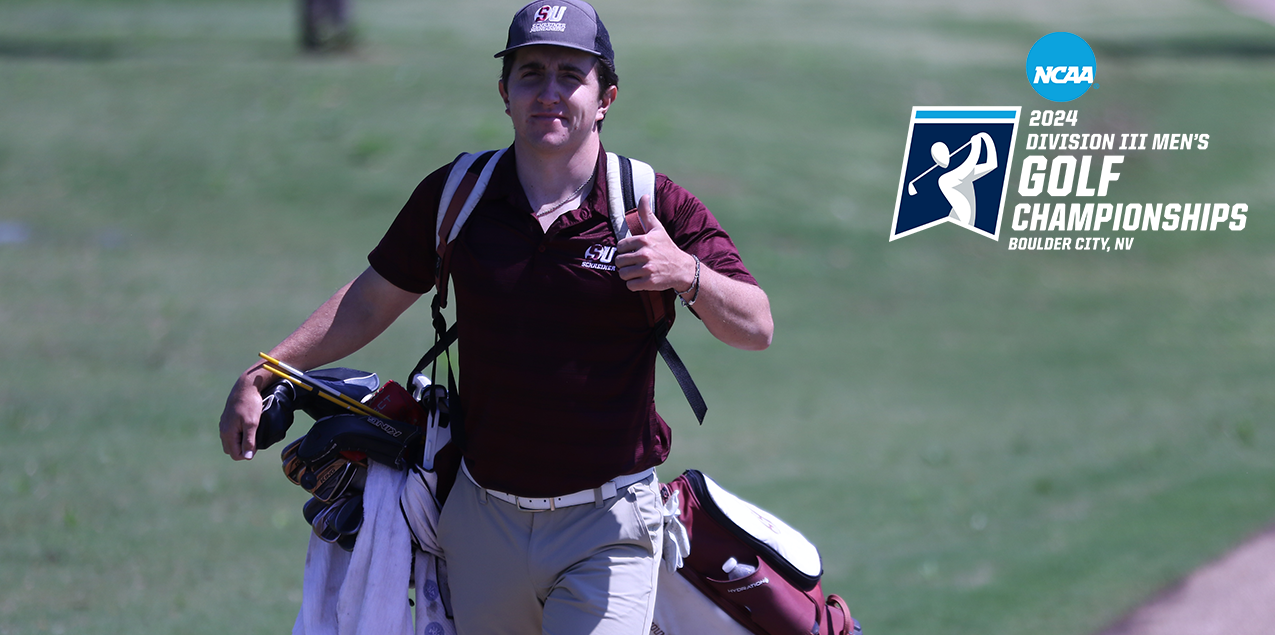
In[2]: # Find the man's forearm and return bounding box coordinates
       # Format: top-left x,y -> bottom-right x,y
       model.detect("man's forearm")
261,267 -> 421,372
681,266 -> 773,351
220,267 -> 421,460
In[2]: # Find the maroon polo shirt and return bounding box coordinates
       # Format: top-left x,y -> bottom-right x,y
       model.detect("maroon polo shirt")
369,146 -> 757,497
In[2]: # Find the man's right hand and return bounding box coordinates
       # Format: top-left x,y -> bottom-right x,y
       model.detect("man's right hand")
219,366 -> 272,461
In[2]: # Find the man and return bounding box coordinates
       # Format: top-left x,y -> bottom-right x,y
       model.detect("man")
218,1 -> 773,633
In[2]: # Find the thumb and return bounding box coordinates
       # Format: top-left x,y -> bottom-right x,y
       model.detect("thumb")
241,419 -> 259,460
636,195 -> 662,234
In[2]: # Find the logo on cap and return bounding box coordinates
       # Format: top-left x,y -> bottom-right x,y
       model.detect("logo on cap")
531,5 -> 568,32
535,5 -> 566,22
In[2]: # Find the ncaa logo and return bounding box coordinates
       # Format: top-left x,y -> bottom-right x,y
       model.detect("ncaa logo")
890,107 -> 1021,241
1026,32 -> 1097,102
535,5 -> 567,22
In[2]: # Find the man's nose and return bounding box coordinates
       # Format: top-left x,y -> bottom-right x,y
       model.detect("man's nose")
536,78 -> 562,104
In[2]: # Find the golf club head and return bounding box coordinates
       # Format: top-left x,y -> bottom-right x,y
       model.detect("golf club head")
931,141 -> 951,168
257,380 -> 298,451
294,368 -> 381,421
907,182 -> 917,196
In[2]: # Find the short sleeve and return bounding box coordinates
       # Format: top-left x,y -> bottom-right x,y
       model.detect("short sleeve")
654,174 -> 758,287
367,165 -> 451,294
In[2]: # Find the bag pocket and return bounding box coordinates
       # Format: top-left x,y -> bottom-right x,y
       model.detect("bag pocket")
703,557 -> 820,635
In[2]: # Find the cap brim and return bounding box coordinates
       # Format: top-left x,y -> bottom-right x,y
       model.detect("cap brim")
494,42 -> 604,59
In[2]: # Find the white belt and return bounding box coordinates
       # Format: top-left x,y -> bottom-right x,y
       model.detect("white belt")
461,461 -> 654,511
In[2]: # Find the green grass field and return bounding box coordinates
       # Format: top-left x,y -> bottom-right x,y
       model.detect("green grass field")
3,0 -> 1275,633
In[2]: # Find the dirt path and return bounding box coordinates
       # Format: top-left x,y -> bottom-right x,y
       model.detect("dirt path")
1097,525 -> 1275,635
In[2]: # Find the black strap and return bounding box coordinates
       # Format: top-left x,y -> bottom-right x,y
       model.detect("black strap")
410,294 -> 463,445
615,153 -> 707,425
618,155 -> 637,212
409,321 -> 458,380
659,338 -> 707,424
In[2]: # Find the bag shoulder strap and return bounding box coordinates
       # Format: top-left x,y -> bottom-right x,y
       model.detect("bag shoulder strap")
604,152 -> 655,240
606,153 -> 670,326
414,148 -> 504,447
607,153 -> 707,424
434,148 -> 506,307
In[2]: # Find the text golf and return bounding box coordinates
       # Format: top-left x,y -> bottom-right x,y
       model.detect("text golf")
1017,155 -> 1124,197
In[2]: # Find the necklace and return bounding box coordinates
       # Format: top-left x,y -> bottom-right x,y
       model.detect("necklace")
533,174 -> 594,218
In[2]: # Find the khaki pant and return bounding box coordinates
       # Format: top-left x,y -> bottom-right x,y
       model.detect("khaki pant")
437,468 -> 664,635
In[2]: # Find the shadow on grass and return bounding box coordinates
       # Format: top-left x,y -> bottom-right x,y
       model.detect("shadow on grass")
1093,36 -> 1275,59
0,36 -> 355,63
0,38 -> 118,61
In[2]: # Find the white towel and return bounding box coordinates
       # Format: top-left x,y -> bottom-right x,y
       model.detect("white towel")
401,463 -> 454,634
401,466 -> 444,556
413,552 -> 456,635
658,489 -> 690,573
294,461 -> 414,635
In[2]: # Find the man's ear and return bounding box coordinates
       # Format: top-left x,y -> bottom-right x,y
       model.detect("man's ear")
498,80 -> 510,115
596,84 -> 617,123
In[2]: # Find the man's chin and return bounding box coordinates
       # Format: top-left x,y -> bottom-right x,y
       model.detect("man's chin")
519,132 -> 585,153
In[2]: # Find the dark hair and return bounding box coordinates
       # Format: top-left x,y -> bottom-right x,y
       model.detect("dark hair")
500,51 -> 618,131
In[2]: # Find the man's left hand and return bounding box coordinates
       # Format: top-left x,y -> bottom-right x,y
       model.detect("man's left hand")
615,195 -> 695,293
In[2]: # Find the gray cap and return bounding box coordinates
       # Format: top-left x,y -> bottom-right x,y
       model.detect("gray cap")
494,1 -> 614,67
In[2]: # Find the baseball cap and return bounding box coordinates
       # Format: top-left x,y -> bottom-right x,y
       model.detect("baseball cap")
494,1 -> 614,67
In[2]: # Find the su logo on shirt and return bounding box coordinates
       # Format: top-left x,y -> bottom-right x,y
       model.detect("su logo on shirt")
582,243 -> 617,271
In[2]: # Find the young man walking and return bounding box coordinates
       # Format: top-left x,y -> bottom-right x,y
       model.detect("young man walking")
219,2 -> 772,633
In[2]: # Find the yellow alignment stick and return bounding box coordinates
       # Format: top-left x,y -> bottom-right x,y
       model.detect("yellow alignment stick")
262,361 -> 380,417
263,362 -> 366,415
258,354 -> 382,418
261,363 -> 313,390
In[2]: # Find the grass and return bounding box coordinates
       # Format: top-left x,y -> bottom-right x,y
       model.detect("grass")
2,0 -> 1275,633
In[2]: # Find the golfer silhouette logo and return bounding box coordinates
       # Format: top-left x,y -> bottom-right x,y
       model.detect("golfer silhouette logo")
890,108 -> 1021,241
923,133 -> 997,225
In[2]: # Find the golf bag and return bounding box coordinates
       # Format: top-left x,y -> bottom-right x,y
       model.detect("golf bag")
256,367 -> 382,451
262,368 -> 435,550
657,470 -> 860,635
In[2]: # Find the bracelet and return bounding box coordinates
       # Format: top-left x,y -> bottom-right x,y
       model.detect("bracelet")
678,255 -> 701,307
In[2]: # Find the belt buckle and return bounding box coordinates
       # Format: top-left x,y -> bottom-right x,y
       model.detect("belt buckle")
516,496 -> 554,512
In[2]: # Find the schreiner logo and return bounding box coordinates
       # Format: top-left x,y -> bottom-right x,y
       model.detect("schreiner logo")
727,577 -> 770,593
531,5 -> 568,32
581,243 -> 617,271
751,509 -> 779,533
535,5 -> 566,21
1025,32 -> 1097,102
367,417 -> 402,438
